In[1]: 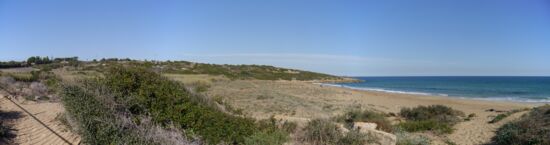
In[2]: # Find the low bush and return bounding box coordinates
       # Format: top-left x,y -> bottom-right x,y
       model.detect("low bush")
398,105 -> 463,134
488,109 -> 526,124
61,85 -> 153,144
335,109 -> 393,132
61,67 -> 288,144
303,119 -> 342,145
302,119 -> 375,145
7,73 -> 37,82
337,130 -> 375,145
397,120 -> 454,134
100,67 -> 259,144
244,129 -> 289,145
400,105 -> 464,124
490,105 -> 550,145
394,128 -> 431,145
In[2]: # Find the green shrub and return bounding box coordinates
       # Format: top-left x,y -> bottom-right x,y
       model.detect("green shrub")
398,105 -> 463,134
61,85 -> 153,145
335,109 -> 393,132
303,119 -> 342,145
243,117 -> 290,145
99,67 -> 259,144
337,130 -> 374,145
489,114 -> 508,124
400,105 -> 464,123
8,73 -> 37,82
394,128 -> 431,145
244,129 -> 289,145
488,109 -> 526,124
397,120 -> 454,134
490,105 -> 550,145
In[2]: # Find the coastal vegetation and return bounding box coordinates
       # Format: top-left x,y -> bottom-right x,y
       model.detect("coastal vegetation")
488,108 -> 528,124
1,56 -> 544,145
334,109 -> 393,133
60,66 -> 297,144
303,119 -> 375,145
490,105 -> 550,145
398,105 -> 464,134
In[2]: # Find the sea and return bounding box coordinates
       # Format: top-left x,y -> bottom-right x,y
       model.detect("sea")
329,76 -> 550,103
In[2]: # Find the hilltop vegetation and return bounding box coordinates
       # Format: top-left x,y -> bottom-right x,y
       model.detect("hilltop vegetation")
2,56 -> 349,81
93,59 -> 346,81
60,66 -> 294,144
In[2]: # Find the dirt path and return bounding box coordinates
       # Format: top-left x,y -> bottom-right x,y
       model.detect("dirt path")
445,110 -> 528,145
0,96 -> 80,145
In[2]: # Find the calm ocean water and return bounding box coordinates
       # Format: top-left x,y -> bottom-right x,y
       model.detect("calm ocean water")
332,77 -> 550,103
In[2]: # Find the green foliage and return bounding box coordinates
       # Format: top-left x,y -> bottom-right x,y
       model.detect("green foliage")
394,128 -> 431,145
27,56 -> 53,65
491,105 -> 550,145
98,67 -> 259,144
7,72 -> 37,82
337,130 -> 374,145
61,85 -> 153,145
302,119 -> 375,145
335,109 -> 393,132
144,61 -> 343,81
303,119 -> 343,145
33,63 -> 63,71
397,120 -> 454,134
488,109 -> 526,124
489,114 -> 508,124
244,129 -> 289,145
0,61 -> 26,68
398,105 -> 464,134
400,105 -> 464,123
191,81 -> 211,93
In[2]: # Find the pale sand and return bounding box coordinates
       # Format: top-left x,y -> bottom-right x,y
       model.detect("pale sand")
201,79 -> 540,145
0,96 -> 80,145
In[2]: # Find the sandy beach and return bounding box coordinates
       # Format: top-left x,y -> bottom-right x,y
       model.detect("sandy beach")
199,78 -> 540,145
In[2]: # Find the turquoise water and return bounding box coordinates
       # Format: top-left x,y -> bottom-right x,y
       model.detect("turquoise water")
332,77 -> 550,103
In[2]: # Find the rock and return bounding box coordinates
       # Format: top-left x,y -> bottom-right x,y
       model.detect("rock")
336,123 -> 350,133
353,122 -> 377,130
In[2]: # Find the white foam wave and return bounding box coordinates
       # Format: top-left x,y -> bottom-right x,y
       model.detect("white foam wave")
319,83 -> 443,96
465,97 -> 550,103
320,83 -> 550,103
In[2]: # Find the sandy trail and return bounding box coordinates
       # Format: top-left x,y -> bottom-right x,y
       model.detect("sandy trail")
0,96 -> 80,145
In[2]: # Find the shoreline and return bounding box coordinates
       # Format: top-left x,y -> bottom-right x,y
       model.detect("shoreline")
317,82 -> 549,105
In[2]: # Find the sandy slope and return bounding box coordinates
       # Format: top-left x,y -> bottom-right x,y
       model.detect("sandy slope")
203,80 -> 539,145
0,96 -> 80,145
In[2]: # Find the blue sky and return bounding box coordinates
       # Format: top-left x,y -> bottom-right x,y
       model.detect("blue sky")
1,0 -> 549,76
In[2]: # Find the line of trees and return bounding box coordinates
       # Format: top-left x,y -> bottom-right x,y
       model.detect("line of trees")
26,56 -> 53,65
0,61 -> 26,68
0,56 -> 80,69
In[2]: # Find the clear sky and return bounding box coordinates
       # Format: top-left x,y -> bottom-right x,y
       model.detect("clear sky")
1,0 -> 549,76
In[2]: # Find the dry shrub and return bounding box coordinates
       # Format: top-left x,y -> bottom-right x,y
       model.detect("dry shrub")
302,119 -> 342,145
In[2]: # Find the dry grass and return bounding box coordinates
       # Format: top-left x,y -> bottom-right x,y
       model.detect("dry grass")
163,74 -> 229,84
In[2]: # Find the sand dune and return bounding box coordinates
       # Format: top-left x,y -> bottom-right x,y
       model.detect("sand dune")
204,80 -> 538,145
